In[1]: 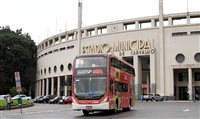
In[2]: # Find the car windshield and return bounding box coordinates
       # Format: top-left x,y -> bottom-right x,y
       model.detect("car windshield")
53,97 -> 58,100
74,77 -> 106,100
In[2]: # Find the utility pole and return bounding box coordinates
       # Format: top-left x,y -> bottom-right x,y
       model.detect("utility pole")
159,0 -> 165,96
78,0 -> 82,55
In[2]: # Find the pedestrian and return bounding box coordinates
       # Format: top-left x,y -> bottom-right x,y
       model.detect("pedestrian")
6,94 -> 12,110
141,94 -> 144,102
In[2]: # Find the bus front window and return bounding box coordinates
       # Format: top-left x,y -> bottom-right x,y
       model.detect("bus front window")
75,57 -> 106,68
74,77 -> 106,100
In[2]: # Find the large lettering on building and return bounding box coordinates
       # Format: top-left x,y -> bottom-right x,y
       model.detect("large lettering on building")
82,40 -> 155,55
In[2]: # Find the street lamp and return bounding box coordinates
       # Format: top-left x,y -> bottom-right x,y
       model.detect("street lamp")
78,0 -> 83,55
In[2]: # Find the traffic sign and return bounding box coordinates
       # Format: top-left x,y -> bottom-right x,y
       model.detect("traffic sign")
14,72 -> 22,92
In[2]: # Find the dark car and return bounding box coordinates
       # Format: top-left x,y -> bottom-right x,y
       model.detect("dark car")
38,95 -> 56,103
49,96 -> 63,104
58,96 -> 67,104
33,96 -> 43,103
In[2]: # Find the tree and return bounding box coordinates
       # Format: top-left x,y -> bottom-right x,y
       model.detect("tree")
9,87 -> 27,97
0,26 -> 37,97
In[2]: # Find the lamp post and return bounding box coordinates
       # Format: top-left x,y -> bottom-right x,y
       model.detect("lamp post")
78,0 -> 82,55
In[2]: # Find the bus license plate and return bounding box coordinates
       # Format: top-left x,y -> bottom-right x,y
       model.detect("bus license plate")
86,106 -> 92,110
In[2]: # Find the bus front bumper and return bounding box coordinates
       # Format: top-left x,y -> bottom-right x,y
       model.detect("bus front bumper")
72,102 -> 110,111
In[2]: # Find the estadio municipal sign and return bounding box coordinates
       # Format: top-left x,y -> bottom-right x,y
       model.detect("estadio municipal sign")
82,40 -> 155,55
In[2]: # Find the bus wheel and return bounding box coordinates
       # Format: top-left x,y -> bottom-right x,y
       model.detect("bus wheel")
127,99 -> 131,111
114,99 -> 119,113
82,110 -> 89,116
123,99 -> 131,111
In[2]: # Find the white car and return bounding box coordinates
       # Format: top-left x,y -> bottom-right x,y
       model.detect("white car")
142,93 -> 164,102
0,95 -> 7,99
12,94 -> 31,100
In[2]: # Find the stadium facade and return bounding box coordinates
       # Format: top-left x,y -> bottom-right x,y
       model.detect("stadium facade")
36,1 -> 200,100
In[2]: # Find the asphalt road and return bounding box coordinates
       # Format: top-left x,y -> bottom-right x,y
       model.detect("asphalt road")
0,101 -> 199,119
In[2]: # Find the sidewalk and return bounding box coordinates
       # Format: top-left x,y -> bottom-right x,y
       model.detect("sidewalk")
137,100 -> 200,103
0,104 -> 71,116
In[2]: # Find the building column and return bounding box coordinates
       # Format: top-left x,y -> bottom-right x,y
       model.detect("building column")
65,34 -> 69,41
147,74 -> 150,94
51,78 -> 54,95
159,0 -> 165,96
39,80 -> 42,96
57,76 -> 60,96
168,17 -> 173,26
135,21 -> 139,30
74,31 -> 77,39
95,28 -> 98,35
84,30 -> 87,37
46,78 -> 49,95
64,76 -> 67,96
188,68 -> 193,100
187,14 -> 190,24
151,19 -> 155,27
134,56 -> 142,99
42,79 -> 45,96
35,81 -> 38,96
150,54 -> 156,93
53,38 -> 55,45
37,80 -> 39,96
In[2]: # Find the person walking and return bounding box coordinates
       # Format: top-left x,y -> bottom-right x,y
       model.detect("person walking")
6,94 -> 12,110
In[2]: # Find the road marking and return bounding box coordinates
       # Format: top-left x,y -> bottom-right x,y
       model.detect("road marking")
182,108 -> 190,112
3,109 -> 68,116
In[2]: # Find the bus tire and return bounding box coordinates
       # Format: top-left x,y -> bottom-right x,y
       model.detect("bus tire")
82,110 -> 89,116
113,99 -> 119,113
123,99 -> 131,111
127,99 -> 131,111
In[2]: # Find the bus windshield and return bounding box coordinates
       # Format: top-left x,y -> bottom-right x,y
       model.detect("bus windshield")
74,77 -> 106,100
75,57 -> 106,68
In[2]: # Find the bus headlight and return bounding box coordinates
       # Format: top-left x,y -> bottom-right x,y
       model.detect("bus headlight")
101,96 -> 109,103
72,97 -> 77,104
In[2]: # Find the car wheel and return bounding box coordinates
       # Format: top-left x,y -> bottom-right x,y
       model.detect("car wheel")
151,98 -> 154,102
160,98 -> 164,101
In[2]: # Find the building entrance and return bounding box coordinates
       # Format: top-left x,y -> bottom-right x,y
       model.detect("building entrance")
141,56 -> 150,94
179,86 -> 188,100
174,68 -> 200,100
174,69 -> 188,100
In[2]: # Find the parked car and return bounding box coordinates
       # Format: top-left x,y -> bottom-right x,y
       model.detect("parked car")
58,96 -> 67,104
33,96 -> 43,103
142,93 -> 164,102
12,94 -> 32,100
0,95 -> 7,99
64,96 -> 72,104
49,96 -> 62,104
38,95 -> 56,103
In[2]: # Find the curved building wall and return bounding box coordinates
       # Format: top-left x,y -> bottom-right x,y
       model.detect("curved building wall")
36,12 -> 200,100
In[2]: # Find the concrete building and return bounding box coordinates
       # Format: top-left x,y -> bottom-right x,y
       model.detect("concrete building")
36,1 -> 200,100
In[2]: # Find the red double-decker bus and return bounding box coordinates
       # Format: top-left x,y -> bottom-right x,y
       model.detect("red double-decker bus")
72,53 -> 135,115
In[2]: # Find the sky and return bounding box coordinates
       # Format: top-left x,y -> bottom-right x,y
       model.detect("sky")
1,0 -> 200,44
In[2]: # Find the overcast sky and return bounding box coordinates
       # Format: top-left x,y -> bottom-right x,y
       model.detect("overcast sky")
1,0 -> 200,44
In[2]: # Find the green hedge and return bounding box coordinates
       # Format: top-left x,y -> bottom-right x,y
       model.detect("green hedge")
0,98 -> 34,110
